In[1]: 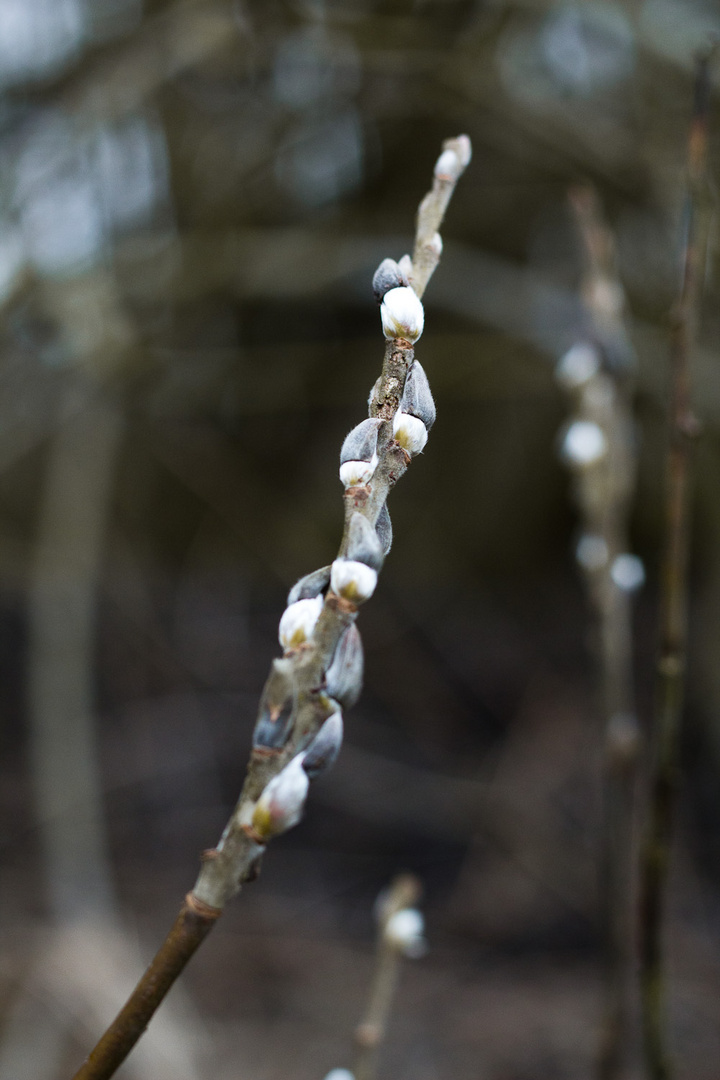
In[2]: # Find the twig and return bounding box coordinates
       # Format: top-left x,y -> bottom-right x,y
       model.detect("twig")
638,50 -> 715,1080
353,875 -> 425,1080
69,135 -> 471,1080
561,186 -> 640,1080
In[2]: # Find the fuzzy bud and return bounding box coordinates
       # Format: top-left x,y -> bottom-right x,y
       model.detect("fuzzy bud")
610,553 -> 645,592
324,1071 -> 355,1080
302,710 -> 344,780
380,286 -> 424,342
339,418 -> 382,487
393,411 -> 428,455
375,503 -> 392,555
253,658 -> 296,751
251,753 -> 309,840
560,420 -> 607,468
330,558 -> 378,604
576,534 -> 609,572
555,343 -> 601,390
384,908 -> 427,958
372,258 -> 408,303
325,623 -> 363,709
287,565 -> 331,606
279,595 -> 323,650
400,360 -> 436,430
346,512 -> 384,570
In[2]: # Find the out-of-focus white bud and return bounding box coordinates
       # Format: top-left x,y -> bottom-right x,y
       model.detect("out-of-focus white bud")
380,286 -> 424,342
393,411 -> 428,455
428,231 -> 442,257
611,553 -> 645,592
372,257 -> 408,303
331,559 -> 378,604
375,503 -> 392,555
385,908 -> 427,958
346,512 -> 384,570
560,420 -> 607,467
400,360 -> 436,430
287,565 -> 331,606
251,754 -> 309,840
303,710 -> 344,779
324,1071 -> 355,1080
576,534 -> 609,571
279,595 -> 323,650
555,343 -> 601,390
253,659 -> 296,751
326,624 -> 363,709
339,418 -> 382,487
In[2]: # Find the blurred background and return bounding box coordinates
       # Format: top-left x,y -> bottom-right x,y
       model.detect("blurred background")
1,1 -> 720,1078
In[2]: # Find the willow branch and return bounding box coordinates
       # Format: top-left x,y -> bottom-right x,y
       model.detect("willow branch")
353,875 -> 424,1080
562,185 -> 640,1080
638,50 -> 714,1080
69,136 -> 471,1080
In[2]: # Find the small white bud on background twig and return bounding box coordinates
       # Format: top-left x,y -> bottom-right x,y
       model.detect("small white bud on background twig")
302,710 -> 344,779
393,411 -> 428,455
278,595 -> 323,650
560,419 -> 607,468
323,1070 -> 355,1080
380,286 -> 424,342
576,533 -> 609,572
330,559 -> 378,604
610,553 -> 645,592
555,342 -> 601,390
384,908 -> 427,958
251,754 -> 309,840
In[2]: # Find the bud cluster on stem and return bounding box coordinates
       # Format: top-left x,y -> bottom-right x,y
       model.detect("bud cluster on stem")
69,137 -> 471,1080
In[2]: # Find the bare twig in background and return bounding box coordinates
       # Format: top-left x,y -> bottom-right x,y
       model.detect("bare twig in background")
352,874 -> 425,1080
69,136 -> 471,1080
639,50 -> 715,1080
558,186 -> 640,1080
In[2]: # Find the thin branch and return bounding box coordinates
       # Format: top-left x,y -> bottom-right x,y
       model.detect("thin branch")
639,49 -> 715,1080
563,185 -> 640,1080
353,875 -> 424,1080
69,136 -> 471,1080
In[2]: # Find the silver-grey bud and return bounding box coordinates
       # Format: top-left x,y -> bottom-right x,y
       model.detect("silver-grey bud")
346,512 -> 384,570
375,503 -> 392,555
400,361 -> 436,430
302,711 -> 344,780
340,418 -> 382,466
287,565 -> 332,607
253,658 -> 296,751
325,623 -> 363,709
372,258 -> 408,304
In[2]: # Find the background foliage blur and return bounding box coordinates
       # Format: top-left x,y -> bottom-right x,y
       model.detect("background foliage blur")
1,1 -> 720,1078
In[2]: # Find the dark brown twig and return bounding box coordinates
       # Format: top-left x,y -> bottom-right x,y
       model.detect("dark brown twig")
638,50 -> 715,1080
